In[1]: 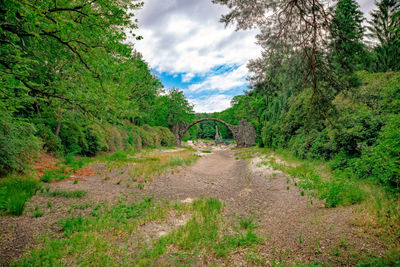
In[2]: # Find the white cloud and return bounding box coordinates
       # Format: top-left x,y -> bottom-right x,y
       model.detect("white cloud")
188,65 -> 248,93
134,0 -> 261,75
189,94 -> 232,113
182,72 -> 195,82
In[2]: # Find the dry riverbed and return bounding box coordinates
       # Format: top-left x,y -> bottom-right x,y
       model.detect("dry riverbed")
0,145 -> 389,266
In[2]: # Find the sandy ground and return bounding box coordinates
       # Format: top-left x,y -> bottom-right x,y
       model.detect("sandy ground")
0,145 -> 386,266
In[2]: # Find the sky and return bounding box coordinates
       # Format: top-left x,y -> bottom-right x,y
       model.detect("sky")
134,0 -> 376,113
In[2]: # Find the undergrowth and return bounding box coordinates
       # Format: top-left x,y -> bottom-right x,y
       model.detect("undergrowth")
0,177 -> 41,215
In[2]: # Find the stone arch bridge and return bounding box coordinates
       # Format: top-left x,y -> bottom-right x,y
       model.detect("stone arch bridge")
172,118 -> 256,147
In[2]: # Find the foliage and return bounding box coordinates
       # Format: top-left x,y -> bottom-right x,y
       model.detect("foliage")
0,177 -> 41,215
330,0 -> 365,73
367,0 -> 400,72
0,0 -> 194,177
0,115 -> 41,174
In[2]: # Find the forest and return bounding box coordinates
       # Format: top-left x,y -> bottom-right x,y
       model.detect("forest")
0,0 -> 399,266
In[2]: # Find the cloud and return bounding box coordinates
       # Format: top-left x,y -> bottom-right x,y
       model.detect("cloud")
188,65 -> 248,93
134,0 -> 260,75
182,73 -> 195,83
189,94 -> 233,113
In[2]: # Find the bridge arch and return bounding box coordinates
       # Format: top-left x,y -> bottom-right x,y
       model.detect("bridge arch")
172,118 -> 256,147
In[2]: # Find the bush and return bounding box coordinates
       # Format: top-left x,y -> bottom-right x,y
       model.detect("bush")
58,119 -> 88,155
83,124 -> 108,156
35,123 -> 62,152
319,174 -> 364,207
143,124 -> 160,146
133,126 -> 154,148
347,114 -> 400,190
155,126 -> 174,146
0,177 -> 41,215
104,126 -> 124,152
0,115 -> 41,174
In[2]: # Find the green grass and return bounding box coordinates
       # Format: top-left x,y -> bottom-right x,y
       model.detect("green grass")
0,177 -> 41,215
33,205 -> 43,218
14,197 -> 263,266
43,190 -> 87,198
40,167 -> 70,183
201,150 -> 212,153
255,148 -> 364,208
64,153 -> 92,171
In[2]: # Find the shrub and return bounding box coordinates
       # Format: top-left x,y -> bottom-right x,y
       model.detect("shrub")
0,177 -> 41,215
348,114 -> 400,190
155,126 -> 174,146
104,126 -> 124,152
58,119 -> 88,155
0,115 -> 41,174
35,123 -> 62,152
143,124 -> 160,146
83,124 -> 108,156
319,174 -> 364,207
133,126 -> 154,147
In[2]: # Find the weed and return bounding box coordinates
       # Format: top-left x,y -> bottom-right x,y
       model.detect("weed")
46,201 -> 52,208
332,247 -> 341,256
137,183 -> 145,190
201,150 -> 212,153
299,233 -> 303,244
239,216 -> 258,230
73,180 -> 78,184
286,186 -> 290,190
33,205 -> 43,217
300,191 -> 305,196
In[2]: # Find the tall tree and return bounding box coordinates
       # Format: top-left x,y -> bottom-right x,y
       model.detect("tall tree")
330,0 -> 365,73
367,0 -> 400,71
212,0 -> 333,94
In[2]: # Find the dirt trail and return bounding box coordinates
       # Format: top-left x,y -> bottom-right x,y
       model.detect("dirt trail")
0,146 -> 386,266
145,148 -> 385,265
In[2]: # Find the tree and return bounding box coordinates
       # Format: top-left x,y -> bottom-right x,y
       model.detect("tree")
330,0 -> 365,72
212,0 -> 333,94
367,0 -> 400,71
149,89 -> 194,128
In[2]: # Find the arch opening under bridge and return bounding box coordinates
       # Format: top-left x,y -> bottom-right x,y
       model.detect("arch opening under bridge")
172,118 -> 256,147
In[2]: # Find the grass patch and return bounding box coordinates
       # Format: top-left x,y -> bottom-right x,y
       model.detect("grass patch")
201,150 -> 212,153
44,190 -> 87,198
15,197 -> 263,266
253,148 -> 364,208
40,167 -> 70,182
64,153 -> 92,171
129,150 -> 198,181
0,176 -> 41,216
